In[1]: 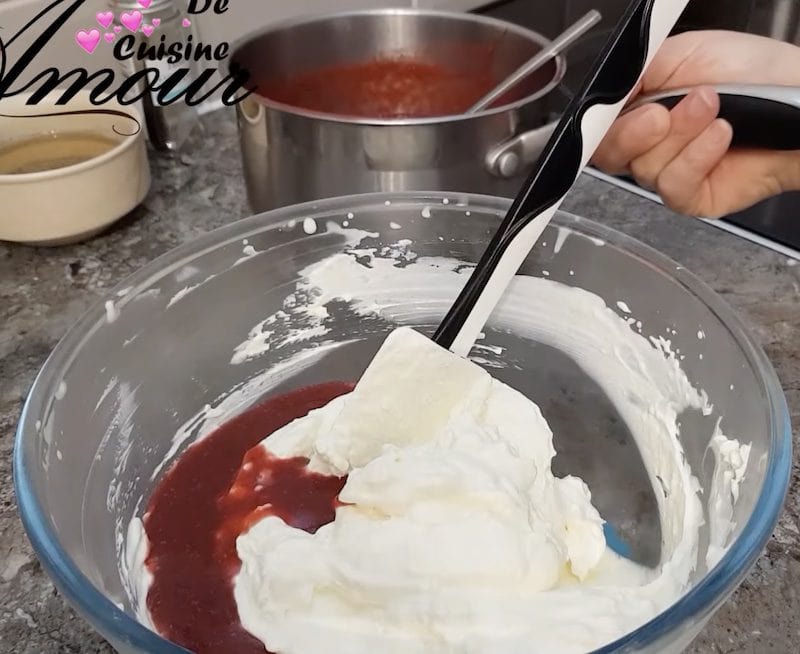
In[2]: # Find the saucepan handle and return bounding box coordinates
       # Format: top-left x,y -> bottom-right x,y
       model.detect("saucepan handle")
628,84 -> 800,150
237,96 -> 265,126
485,122 -> 558,178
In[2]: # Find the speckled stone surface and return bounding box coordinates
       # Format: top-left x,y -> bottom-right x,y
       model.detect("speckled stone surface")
1,108 -> 798,654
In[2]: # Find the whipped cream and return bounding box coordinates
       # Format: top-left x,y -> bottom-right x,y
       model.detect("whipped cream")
234,328 -> 643,653
125,220 -> 752,652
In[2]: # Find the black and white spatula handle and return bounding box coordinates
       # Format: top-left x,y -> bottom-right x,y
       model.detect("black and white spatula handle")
433,0 -> 690,357
629,84 -> 800,150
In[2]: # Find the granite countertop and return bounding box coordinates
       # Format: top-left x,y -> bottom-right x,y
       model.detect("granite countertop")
1,109 -> 798,653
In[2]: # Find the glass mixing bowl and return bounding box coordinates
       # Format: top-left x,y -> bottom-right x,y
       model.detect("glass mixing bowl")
14,192 -> 791,654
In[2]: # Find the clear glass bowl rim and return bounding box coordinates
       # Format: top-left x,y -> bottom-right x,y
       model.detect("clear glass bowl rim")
14,191 -> 792,654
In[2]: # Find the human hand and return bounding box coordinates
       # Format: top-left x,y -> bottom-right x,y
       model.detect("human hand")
591,30 -> 800,218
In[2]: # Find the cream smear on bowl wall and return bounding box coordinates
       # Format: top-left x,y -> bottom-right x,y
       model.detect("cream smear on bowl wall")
120,216 -> 751,653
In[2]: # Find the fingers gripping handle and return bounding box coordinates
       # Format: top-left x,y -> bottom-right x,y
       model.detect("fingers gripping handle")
433,0 -> 691,357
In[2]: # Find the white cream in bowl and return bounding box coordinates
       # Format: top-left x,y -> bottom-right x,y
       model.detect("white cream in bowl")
126,224 -> 752,653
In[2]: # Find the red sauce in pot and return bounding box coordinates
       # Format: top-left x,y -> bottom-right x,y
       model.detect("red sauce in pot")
143,381 -> 353,654
255,54 -> 509,119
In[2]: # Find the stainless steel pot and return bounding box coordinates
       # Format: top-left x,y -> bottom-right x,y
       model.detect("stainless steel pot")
230,9 -> 566,211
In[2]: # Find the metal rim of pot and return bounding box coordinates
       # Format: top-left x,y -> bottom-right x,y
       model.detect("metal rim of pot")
227,7 -> 567,129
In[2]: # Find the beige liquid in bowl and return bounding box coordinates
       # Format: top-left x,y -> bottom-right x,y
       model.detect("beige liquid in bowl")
0,132 -> 119,175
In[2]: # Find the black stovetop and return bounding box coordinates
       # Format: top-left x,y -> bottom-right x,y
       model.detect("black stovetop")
724,191 -> 800,250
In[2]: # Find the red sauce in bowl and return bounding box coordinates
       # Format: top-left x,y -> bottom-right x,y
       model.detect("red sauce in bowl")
143,382 -> 353,653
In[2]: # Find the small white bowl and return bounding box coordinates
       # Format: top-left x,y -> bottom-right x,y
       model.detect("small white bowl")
0,91 -> 150,246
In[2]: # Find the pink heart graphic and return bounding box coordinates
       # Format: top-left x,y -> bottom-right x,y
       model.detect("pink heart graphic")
141,24 -> 154,37
104,32 -> 115,43
181,18 -> 191,27
113,25 -> 122,33
96,11 -> 114,28
151,18 -> 161,26
138,0 -> 151,7
75,29 -> 101,54
120,10 -> 142,32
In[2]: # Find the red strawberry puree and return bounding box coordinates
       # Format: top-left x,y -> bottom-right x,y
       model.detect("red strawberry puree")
142,381 -> 354,653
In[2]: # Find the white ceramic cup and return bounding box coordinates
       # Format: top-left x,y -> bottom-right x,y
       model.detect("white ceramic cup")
0,91 -> 150,246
